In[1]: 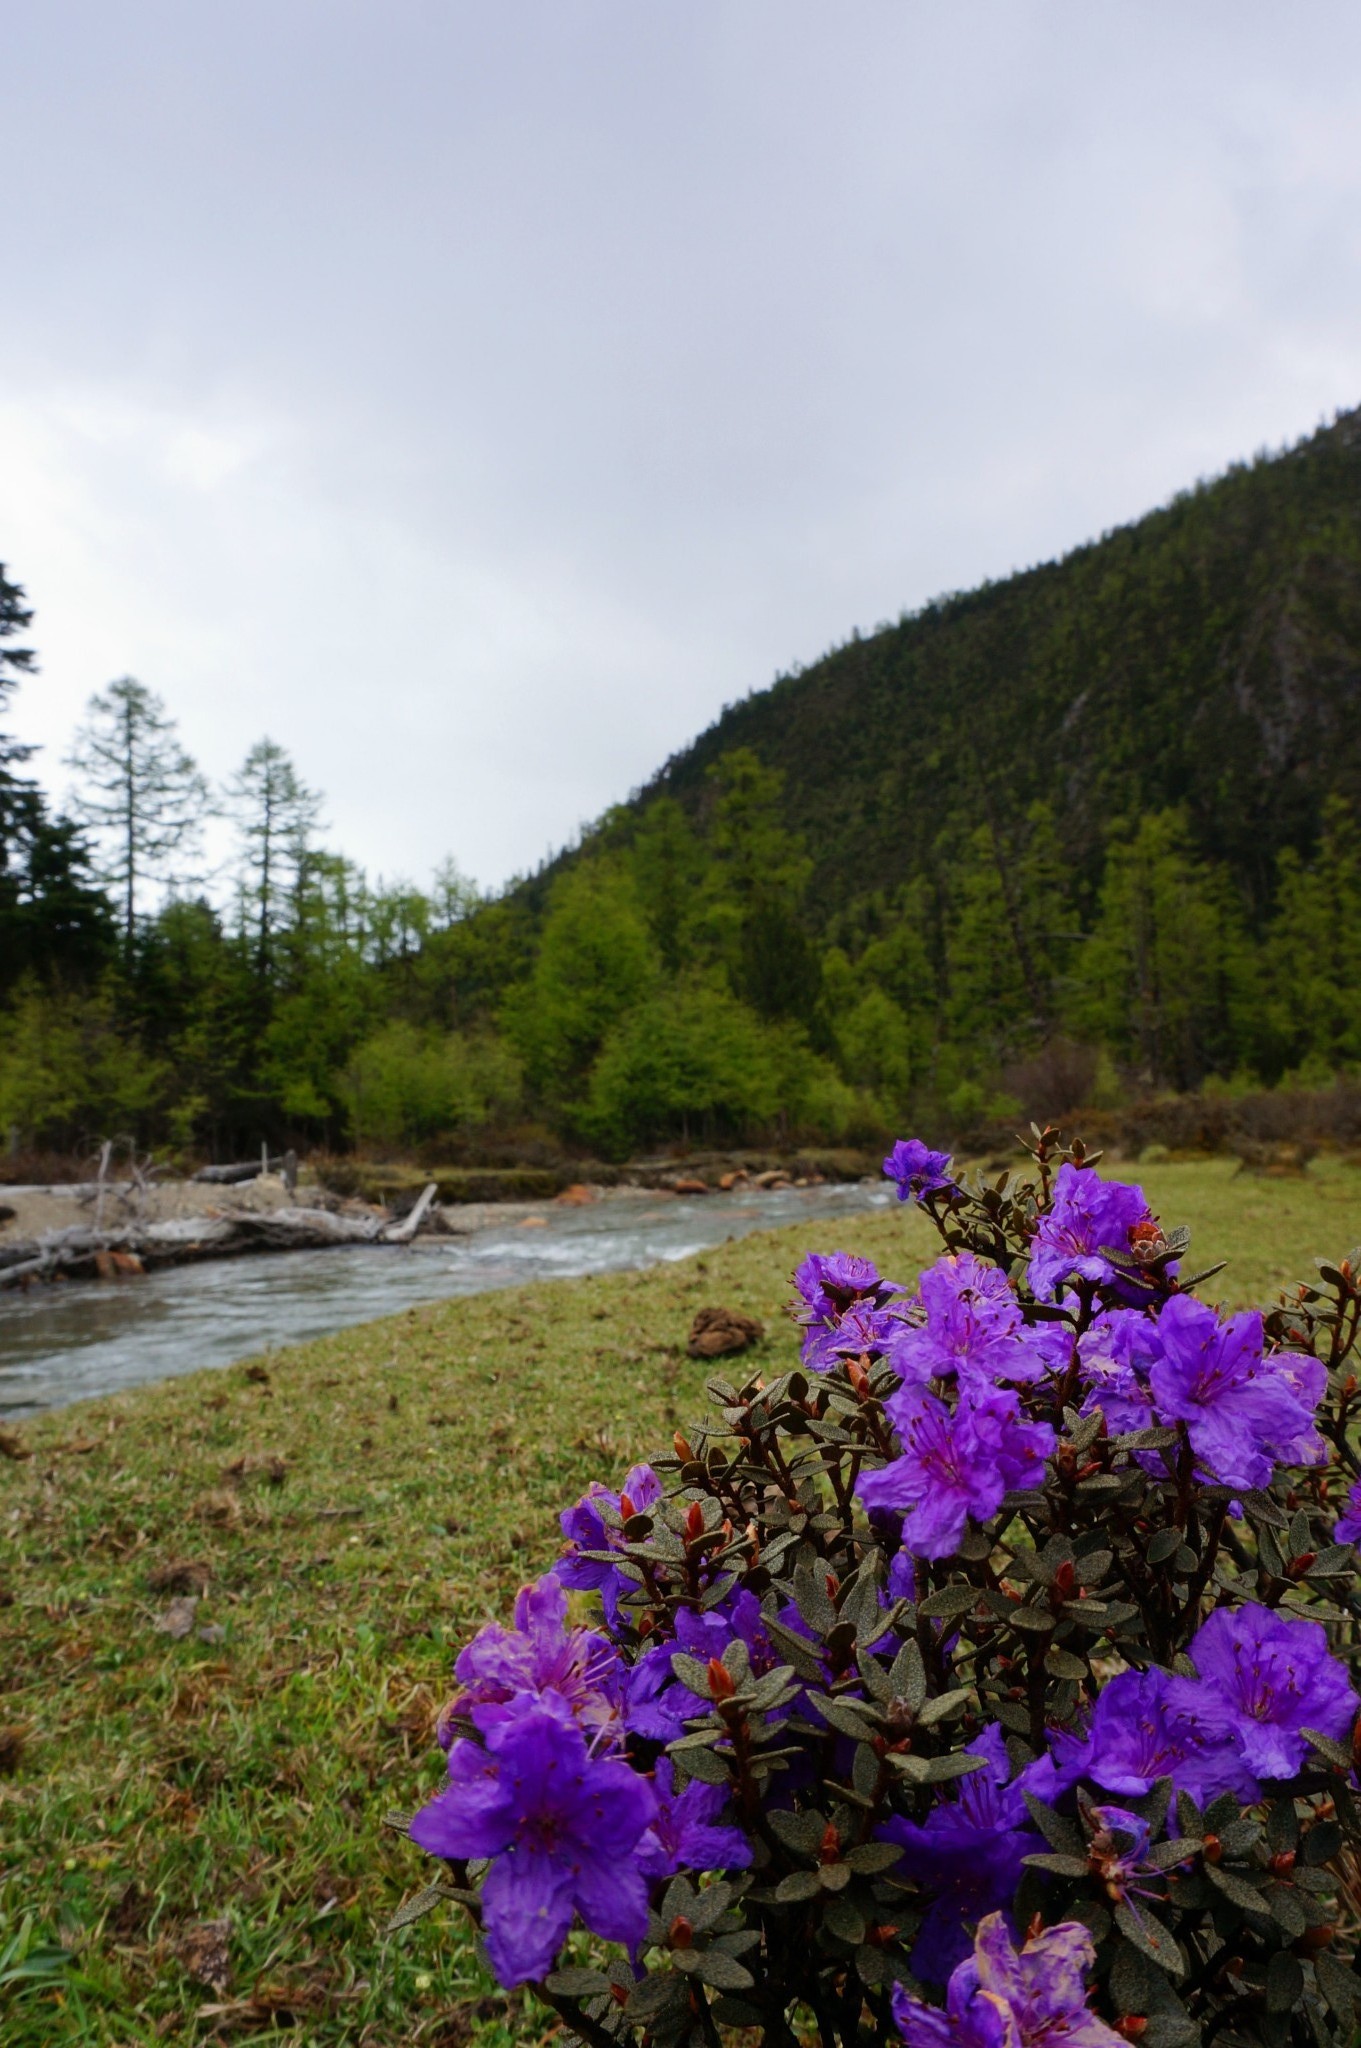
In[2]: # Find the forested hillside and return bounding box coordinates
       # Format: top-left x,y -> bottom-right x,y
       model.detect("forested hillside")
3,409 -> 1360,1164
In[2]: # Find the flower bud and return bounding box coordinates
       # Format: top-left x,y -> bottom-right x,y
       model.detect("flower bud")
1270,1851 -> 1297,1877
1116,2019 -> 1147,2040
707,1657 -> 736,1699
818,1821 -> 841,1864
1299,1924 -> 1335,1954
668,1914 -> 694,1949
673,1432 -> 694,1463
619,1493 -> 635,1523
685,1501 -> 706,1542
1201,1833 -> 1222,1864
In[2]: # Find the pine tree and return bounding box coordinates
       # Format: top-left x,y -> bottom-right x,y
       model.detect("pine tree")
68,678 -> 211,948
226,738 -> 324,982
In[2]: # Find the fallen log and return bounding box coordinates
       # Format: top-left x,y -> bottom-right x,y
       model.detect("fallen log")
0,1197 -> 435,1290
192,1159 -> 284,1185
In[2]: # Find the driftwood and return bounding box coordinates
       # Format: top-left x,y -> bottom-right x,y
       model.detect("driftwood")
192,1158 -> 283,1185
0,1190 -> 441,1290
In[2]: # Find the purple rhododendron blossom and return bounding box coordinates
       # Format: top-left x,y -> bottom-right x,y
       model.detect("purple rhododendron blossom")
1074,1309 -> 1163,1445
892,1911 -> 1122,2048
856,1385 -> 1055,1560
794,1253 -> 904,1371
794,1250 -> 899,1319
1175,1605 -> 1357,1781
1336,1477 -> 1361,1546
410,1693 -> 656,1987
804,1299 -> 907,1374
877,1725 -> 1041,1981
1028,1164 -> 1153,1300
625,1589 -> 781,1741
635,1755 -> 752,1882
557,1464 -> 663,1626
884,1138 -> 957,1204
893,1253 -> 1048,1390
1148,1295 -> 1325,1491
445,1573 -> 624,1750
1069,1666 -> 1258,1806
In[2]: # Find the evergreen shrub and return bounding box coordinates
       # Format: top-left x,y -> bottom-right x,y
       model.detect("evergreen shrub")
388,1128 -> 1361,2048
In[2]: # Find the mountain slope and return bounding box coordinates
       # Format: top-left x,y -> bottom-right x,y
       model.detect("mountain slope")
632,409 -> 1361,924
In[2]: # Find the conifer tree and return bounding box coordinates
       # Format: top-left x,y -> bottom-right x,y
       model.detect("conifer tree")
68,678 -> 211,949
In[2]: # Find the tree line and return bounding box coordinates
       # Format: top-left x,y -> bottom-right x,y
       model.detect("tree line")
2,558 -> 1358,1164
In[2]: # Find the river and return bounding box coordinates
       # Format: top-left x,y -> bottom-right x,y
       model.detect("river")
0,1179 -> 894,1415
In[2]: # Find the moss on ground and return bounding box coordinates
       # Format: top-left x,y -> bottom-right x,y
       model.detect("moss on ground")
1,1160 -> 1358,2043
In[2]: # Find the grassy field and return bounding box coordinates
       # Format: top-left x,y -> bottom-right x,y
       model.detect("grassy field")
2,1158 -> 1358,2045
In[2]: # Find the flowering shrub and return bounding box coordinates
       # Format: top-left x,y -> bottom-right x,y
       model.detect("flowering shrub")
389,1128 -> 1361,2048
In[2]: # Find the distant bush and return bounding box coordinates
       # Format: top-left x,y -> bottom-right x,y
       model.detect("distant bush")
338,1022 -> 521,1149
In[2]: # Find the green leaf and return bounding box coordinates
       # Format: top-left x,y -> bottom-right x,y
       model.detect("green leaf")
1312,1951 -> 1357,2022
670,1651 -> 715,1695
1205,1864 -> 1268,1914
918,1584 -> 979,1619
824,1894 -> 866,1945
546,1967 -> 612,1998
774,1870 -> 822,1903
627,1969 -> 690,2022
688,1949 -> 755,1991
1022,1793 -> 1083,1855
712,1994 -> 766,2026
1023,1852 -> 1090,1877
845,1843 -> 904,1874
917,1685 -> 974,1726
1147,1527 -> 1183,1565
1266,1951 -> 1305,2013
384,1882 -> 454,1932
1303,1728 -> 1354,1771
1011,1605 -> 1057,1633
1114,1900 -> 1183,1977
675,1741 -> 730,1785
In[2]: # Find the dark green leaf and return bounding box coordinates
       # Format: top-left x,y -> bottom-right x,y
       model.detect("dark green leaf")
689,1949 -> 755,1991
1266,1951 -> 1305,2013
919,1584 -> 978,1619
824,1894 -> 866,1945
1114,1901 -> 1183,1977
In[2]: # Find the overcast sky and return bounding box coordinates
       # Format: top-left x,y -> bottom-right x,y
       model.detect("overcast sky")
4,4 -> 1361,896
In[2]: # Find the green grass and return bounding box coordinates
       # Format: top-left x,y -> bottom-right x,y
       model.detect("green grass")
1,1159 -> 1358,2044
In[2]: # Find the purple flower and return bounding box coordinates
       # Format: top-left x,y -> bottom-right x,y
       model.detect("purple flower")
892,1253 -> 1047,1390
794,1250 -> 899,1318
1175,1605 -> 1357,1782
409,1693 -> 657,1987
884,1138 -> 957,1204
445,1574 -> 624,1750
635,1755 -> 752,1882
1148,1295 -> 1324,1491
625,1589 -> 781,1742
1028,1164 -> 1154,1301
892,1912 -> 1122,2048
1077,1666 -> 1257,1807
1074,1310 -> 1162,1444
856,1385 -> 1055,1561
1336,1476 -> 1361,1546
557,1464 -> 663,1626
804,1299 -> 906,1374
877,1725 -> 1041,1981
794,1253 -> 904,1371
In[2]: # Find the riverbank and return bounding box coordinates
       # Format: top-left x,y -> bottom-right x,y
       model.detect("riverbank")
2,1160 -> 1358,2045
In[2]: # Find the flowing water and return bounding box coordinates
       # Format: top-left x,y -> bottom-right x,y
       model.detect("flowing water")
0,1180 -> 894,1415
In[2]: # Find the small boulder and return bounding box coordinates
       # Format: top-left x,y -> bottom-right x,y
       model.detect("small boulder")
687,1305 -> 765,1359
